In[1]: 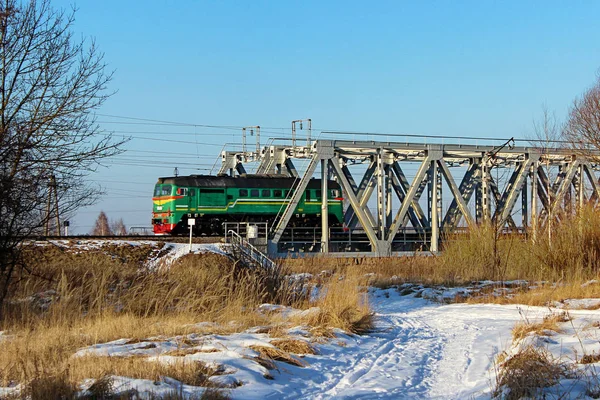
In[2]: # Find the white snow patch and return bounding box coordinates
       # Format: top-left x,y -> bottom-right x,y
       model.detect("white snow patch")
146,242 -> 230,270
495,307 -> 600,399
552,298 -> 600,310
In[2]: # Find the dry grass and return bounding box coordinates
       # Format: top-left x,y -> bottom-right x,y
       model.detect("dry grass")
271,338 -> 317,355
283,255 -> 437,286
249,345 -> 307,368
466,281 -> 600,306
0,241 -> 373,396
286,207 -> 600,307
164,348 -> 220,357
69,356 -> 219,387
15,371 -> 230,400
512,312 -> 570,342
580,352 -> 600,364
443,207 -> 600,285
494,346 -> 567,400
294,271 -> 374,335
0,247 -> 280,392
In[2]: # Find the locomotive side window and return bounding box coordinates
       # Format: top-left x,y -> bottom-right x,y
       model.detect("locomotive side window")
316,190 -> 322,199
161,185 -> 172,196
305,190 -> 311,201
177,188 -> 188,195
273,189 -> 282,198
250,189 -> 259,197
239,189 -> 248,197
262,189 -> 270,197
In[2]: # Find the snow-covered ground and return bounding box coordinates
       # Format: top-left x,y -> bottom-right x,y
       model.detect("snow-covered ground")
6,242 -> 600,398
4,288 -> 598,399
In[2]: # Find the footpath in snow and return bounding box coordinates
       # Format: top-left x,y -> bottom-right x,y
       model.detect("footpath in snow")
74,288 -> 600,399
230,288 -> 600,399
270,289 -> 528,400
4,285 -> 599,399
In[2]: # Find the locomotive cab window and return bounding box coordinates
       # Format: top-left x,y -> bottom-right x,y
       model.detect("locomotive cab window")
250,189 -> 259,197
177,188 -> 188,196
305,191 -> 311,201
262,189 -> 270,197
154,185 -> 161,197
239,189 -> 248,197
161,185 -> 172,196
331,189 -> 340,198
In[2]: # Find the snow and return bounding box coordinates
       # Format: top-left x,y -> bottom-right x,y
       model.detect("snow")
4,283 -> 600,398
67,290 -> 599,398
34,239 -> 160,249
30,239 -> 230,270
146,242 -> 229,270
553,298 -> 600,310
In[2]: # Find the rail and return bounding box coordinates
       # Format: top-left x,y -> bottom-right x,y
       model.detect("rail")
226,230 -> 277,270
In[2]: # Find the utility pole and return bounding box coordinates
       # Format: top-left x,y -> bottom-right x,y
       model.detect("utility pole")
45,175 -> 60,236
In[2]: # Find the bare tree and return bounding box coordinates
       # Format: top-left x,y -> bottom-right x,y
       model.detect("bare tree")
529,105 -> 564,244
0,0 -> 126,309
532,105 -> 563,148
110,218 -> 127,236
564,75 -> 600,162
91,211 -> 112,236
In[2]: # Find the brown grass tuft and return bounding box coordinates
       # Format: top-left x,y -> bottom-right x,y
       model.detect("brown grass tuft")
68,356 -> 220,387
249,345 -> 308,368
580,352 -> 600,364
164,348 -> 220,357
494,346 -> 567,400
23,373 -> 77,400
85,375 -> 114,399
512,312 -> 569,342
309,326 -> 336,339
295,272 -> 374,335
271,339 -> 317,355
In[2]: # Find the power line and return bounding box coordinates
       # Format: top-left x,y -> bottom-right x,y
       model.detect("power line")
95,113 -> 245,129
77,209 -> 151,214
102,133 -> 227,147
103,161 -> 212,170
127,149 -> 218,157
89,179 -> 155,185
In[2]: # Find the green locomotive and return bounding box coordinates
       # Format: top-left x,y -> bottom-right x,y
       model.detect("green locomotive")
152,174 -> 344,235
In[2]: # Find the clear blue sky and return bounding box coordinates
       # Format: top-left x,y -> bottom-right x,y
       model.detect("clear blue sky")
53,0 -> 600,233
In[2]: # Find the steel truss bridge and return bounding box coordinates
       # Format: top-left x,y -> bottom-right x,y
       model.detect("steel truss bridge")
218,138 -> 600,257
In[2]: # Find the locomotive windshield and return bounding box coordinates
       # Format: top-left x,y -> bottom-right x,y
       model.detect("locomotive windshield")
154,185 -> 172,197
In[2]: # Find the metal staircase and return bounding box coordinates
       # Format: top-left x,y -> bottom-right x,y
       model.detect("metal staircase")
227,230 -> 277,270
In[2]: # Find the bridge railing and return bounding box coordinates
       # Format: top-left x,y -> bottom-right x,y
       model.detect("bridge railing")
226,230 -> 276,270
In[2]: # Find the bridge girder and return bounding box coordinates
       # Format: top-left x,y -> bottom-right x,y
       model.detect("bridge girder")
218,140 -> 600,256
